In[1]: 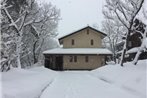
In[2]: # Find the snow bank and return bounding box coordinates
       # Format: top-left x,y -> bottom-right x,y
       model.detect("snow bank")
91,60 -> 147,98
1,67 -> 58,98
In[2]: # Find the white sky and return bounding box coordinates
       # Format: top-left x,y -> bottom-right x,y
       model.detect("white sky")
38,0 -> 105,37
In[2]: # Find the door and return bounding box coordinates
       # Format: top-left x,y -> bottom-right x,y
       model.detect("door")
55,56 -> 63,70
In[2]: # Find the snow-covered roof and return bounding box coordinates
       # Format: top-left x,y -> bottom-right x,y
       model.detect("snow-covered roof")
43,48 -> 112,55
117,46 -> 147,54
127,47 -> 140,54
117,48 -> 139,54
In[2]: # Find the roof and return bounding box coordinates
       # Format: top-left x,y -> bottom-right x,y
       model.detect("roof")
127,47 -> 147,54
59,26 -> 107,40
43,48 -> 112,55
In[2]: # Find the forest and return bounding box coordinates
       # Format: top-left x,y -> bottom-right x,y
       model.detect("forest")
1,0 -> 60,71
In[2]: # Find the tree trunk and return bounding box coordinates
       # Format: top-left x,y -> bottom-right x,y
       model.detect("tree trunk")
120,29 -> 131,66
33,41 -> 38,64
16,32 -> 23,68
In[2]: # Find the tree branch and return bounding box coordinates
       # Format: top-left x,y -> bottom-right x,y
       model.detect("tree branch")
114,10 -> 129,29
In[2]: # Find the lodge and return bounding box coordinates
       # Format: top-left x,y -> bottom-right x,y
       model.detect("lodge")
43,26 -> 112,70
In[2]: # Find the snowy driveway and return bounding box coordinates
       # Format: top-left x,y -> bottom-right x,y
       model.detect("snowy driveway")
2,60 -> 146,98
40,71 -> 142,98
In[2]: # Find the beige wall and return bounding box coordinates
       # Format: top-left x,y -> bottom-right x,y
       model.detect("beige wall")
60,28 -> 102,48
63,55 -> 105,70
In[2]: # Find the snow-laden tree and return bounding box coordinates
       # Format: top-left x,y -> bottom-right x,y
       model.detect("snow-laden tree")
1,0 -> 60,71
132,26 -> 146,65
20,3 -> 60,67
103,0 -> 144,66
1,0 -> 29,71
31,3 -> 60,64
132,5 -> 147,65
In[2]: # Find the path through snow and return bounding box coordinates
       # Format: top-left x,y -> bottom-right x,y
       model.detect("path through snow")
40,71 -> 142,98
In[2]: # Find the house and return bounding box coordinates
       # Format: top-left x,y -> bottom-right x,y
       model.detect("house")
43,26 -> 112,70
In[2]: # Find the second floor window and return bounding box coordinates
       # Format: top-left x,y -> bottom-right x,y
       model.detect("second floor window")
72,39 -> 74,45
91,39 -> 94,45
87,29 -> 89,34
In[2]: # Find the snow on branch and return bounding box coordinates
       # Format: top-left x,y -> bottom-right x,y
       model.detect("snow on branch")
3,6 -> 19,33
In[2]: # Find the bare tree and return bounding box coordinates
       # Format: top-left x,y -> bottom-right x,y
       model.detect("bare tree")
103,0 -> 144,66
102,19 -> 123,63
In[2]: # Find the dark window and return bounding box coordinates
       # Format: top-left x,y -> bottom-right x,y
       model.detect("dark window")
91,39 -> 94,45
85,56 -> 89,62
87,29 -> 89,34
72,39 -> 74,45
69,56 -> 73,62
74,56 -> 77,62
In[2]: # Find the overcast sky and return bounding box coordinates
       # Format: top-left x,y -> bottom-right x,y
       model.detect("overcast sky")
38,0 -> 105,37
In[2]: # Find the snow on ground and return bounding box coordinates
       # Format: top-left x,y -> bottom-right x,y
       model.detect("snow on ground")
40,72 -> 142,98
91,60 -> 147,98
1,67 -> 58,98
0,60 -> 146,98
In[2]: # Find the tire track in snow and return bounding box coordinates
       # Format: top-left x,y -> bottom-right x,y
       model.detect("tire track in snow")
38,78 -> 56,98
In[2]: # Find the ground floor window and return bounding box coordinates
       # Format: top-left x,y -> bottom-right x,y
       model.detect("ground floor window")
69,56 -> 73,62
74,56 -> 77,62
69,56 -> 77,62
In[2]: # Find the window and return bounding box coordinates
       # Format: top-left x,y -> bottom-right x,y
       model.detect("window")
85,56 -> 89,62
74,56 -> 77,62
91,39 -> 94,45
72,39 -> 74,45
69,56 -> 77,62
87,29 -> 89,34
69,56 -> 73,62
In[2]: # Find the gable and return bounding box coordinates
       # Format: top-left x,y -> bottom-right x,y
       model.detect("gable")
59,26 -> 105,48
59,26 -> 106,41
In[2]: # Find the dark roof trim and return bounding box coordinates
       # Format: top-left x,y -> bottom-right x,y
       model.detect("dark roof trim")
59,26 -> 107,40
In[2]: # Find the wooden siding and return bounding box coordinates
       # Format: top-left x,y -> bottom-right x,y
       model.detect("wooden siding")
63,55 -> 105,70
60,28 -> 102,48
